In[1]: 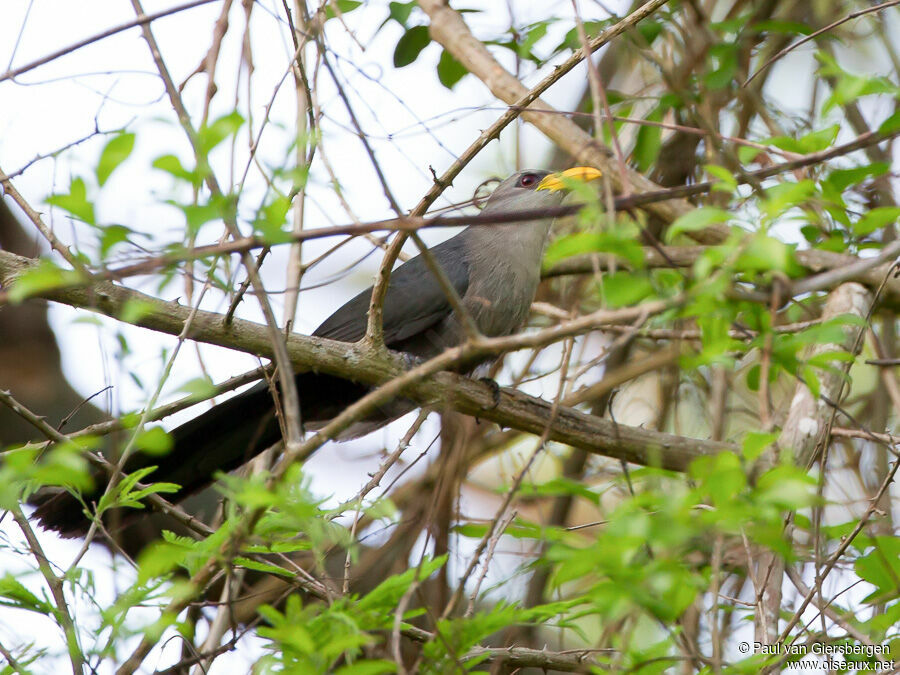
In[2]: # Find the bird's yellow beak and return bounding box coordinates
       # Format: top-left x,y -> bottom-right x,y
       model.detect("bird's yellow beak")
536,166 -> 602,192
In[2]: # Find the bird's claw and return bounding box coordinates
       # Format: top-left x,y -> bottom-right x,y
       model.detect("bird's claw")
478,377 -> 501,409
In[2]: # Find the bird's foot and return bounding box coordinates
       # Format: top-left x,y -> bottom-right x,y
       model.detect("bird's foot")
478,377 -> 501,409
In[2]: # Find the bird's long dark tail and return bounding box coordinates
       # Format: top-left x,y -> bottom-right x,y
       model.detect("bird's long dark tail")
30,372 -> 370,538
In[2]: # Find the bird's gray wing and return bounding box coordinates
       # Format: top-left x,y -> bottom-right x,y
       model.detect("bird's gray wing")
313,234 -> 470,347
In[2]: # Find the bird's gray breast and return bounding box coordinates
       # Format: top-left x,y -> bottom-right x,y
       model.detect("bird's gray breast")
461,219 -> 552,338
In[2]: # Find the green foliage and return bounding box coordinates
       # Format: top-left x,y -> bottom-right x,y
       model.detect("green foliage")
553,19 -> 610,53
95,464 -> 179,518
598,271 -> 655,307
488,21 -> 550,65
666,207 -> 732,241
766,125 -> 839,154
817,52 -> 899,113
256,559 -> 448,672
544,228 -> 644,269
96,132 -> 135,186
704,42 -> 739,89
47,176 -> 95,225
153,153 -> 202,187
633,106 -> 664,172
196,111 -> 245,157
855,538 -> 900,604
0,575 -> 53,615
437,49 -> 467,89
325,0 -> 363,20
133,427 -> 173,456
0,441 -> 94,508
7,259 -> 84,303
393,25 -> 431,68
385,1 -> 416,28
387,12 -> 470,89
176,375 -> 217,401
253,194 -> 293,242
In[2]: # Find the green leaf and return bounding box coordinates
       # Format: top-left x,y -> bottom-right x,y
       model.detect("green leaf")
690,452 -> 746,505
234,557 -> 294,577
96,132 -> 135,186
153,154 -> 201,186
745,364 -> 760,391
823,162 -> 889,195
135,427 -> 173,456
768,125 -> 838,154
553,20 -> 613,53
753,19 -> 812,35
756,465 -> 816,509
357,556 -> 447,612
801,364 -> 821,399
737,144 -> 764,164
47,176 -> 95,225
879,110 -> 900,134
855,537 -> 900,603
762,180 -> 815,218
7,259 -> 83,303
96,465 -> 159,513
437,49 -> 467,89
325,0 -> 362,19
99,223 -> 133,257
704,43 -> 738,89
171,193 -> 236,235
514,21 -> 549,62
544,231 -> 644,269
126,481 -> 180,504
393,25 -> 430,68
253,195 -> 292,242
636,19 -> 663,45
853,207 -> 900,236
742,432 -> 778,462
822,72 -> 896,113
634,107 -> 663,172
137,540 -> 189,584
0,575 -> 53,614
197,111 -> 245,155
181,202 -> 223,233
525,478 -> 601,505
387,1 -> 416,28
735,235 -> 802,275
705,164 -> 738,192
598,271 -> 654,308
665,207 -> 731,242
334,661 -> 397,675
177,376 -> 217,401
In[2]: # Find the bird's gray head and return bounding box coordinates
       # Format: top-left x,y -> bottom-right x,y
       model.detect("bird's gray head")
483,167 -> 603,213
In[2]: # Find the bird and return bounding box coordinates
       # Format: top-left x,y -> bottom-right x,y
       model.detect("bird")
31,166 -> 602,539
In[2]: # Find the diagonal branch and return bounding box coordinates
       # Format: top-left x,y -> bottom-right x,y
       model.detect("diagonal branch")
417,0 -> 727,243
0,247 -> 732,473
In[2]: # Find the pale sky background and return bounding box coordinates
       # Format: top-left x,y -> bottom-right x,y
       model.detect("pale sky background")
1,0 -> 896,672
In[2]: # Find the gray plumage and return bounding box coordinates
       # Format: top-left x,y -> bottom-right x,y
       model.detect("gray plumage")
33,168 -> 574,537
314,169 -> 557,352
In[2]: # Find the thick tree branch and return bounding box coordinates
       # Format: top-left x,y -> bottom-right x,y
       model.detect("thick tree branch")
754,282 -> 872,650
0,248 -> 732,472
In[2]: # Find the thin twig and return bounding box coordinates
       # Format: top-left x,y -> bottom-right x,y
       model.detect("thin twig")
744,0 -> 900,86
0,0 -> 221,84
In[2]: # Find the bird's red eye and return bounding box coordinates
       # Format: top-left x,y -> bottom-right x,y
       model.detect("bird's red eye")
518,173 -> 539,187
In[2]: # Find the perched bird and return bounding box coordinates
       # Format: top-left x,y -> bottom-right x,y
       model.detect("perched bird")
32,166 -> 601,538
